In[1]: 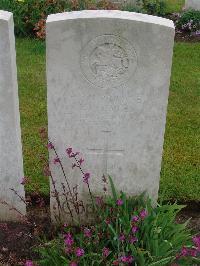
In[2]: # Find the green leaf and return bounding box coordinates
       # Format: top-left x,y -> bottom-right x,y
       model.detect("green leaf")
108,175 -> 118,201
148,256 -> 175,266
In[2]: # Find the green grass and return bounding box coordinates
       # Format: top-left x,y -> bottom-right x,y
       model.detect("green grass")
165,0 -> 185,13
160,42 -> 200,202
16,38 -> 48,195
16,38 -> 200,201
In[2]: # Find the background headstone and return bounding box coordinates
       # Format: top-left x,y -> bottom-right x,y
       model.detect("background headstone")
47,10 -> 174,222
0,11 -> 26,221
185,0 -> 200,10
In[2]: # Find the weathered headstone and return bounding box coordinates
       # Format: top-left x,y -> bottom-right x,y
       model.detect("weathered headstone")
47,10 -> 174,222
0,11 -> 26,221
185,0 -> 200,10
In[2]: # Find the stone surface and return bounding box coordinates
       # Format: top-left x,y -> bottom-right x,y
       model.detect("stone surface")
0,11 -> 26,221
47,10 -> 175,222
185,0 -> 200,10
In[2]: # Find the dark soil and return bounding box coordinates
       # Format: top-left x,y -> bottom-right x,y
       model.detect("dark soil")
0,205 -> 51,266
175,32 -> 200,43
0,200 -> 199,266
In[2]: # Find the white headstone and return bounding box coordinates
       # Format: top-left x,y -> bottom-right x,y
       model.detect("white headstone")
0,11 -> 26,221
185,0 -> 200,10
47,10 -> 174,222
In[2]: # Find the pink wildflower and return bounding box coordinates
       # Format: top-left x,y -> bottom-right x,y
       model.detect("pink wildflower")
130,236 -> 138,244
69,261 -> 78,266
25,261 -> 34,266
75,247 -> 85,257
131,226 -> 138,233
105,218 -> 111,225
79,158 -> 84,165
64,233 -> 74,246
189,248 -> 198,257
83,173 -> 90,184
84,228 -> 92,238
66,147 -> 73,156
20,177 -> 27,185
96,196 -> 104,206
131,215 -> 139,222
193,235 -> 200,251
53,157 -> 60,164
71,152 -> 80,157
120,255 -> 134,263
47,142 -> 54,149
116,199 -> 123,206
119,234 -> 126,242
102,247 -> 110,257
70,262 -> 78,266
180,246 -> 188,257
66,147 -> 80,158
140,209 -> 148,219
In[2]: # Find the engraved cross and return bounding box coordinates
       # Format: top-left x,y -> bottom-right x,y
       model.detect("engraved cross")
87,130 -> 124,176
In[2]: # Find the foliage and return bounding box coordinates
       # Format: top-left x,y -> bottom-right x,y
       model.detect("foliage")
142,0 -> 166,16
176,10 -> 200,33
22,145 -> 199,266
0,0 -> 119,38
34,173 -> 200,265
0,0 -> 170,39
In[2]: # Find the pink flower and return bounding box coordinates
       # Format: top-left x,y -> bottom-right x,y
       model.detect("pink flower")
120,255 -> 134,263
66,147 -> 80,158
20,177 -> 27,185
131,215 -> 139,222
75,247 -> 84,257
79,158 -> 84,165
70,152 -> 79,158
64,233 -> 74,246
119,234 -> 126,242
105,218 -> 111,225
102,247 -> 110,257
66,147 -> 73,157
140,209 -> 148,219
193,235 -> 200,251
127,256 -> 134,263
180,246 -> 188,257
84,228 -> 92,238
95,196 -> 104,206
70,262 -> 78,266
83,173 -> 90,184
47,142 -> 54,149
130,236 -> 138,244
189,248 -> 198,257
25,261 -> 34,266
116,199 -> 123,206
131,226 -> 138,233
53,157 -> 60,164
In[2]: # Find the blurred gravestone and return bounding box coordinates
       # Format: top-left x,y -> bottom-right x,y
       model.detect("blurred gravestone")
46,10 -> 175,223
0,11 -> 26,221
185,0 -> 200,10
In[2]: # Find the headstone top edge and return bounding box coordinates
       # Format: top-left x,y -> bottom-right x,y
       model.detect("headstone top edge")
47,10 -> 174,29
0,10 -> 12,21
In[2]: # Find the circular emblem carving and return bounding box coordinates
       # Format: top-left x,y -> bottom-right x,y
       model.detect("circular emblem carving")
80,35 -> 137,87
